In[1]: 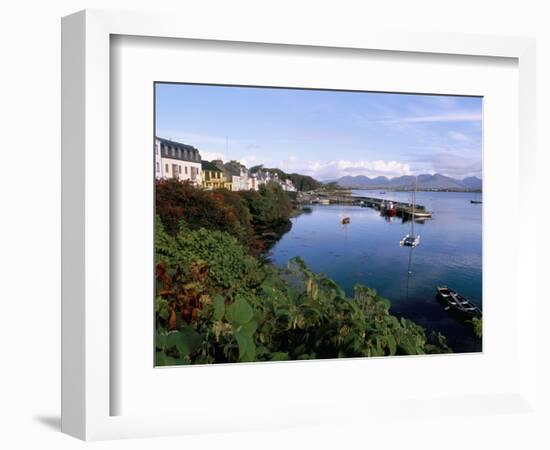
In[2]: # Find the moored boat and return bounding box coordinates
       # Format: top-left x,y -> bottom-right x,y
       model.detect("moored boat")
470,200 -> 482,204
341,216 -> 350,224
381,200 -> 397,216
436,286 -> 482,318
400,234 -> 420,247
412,211 -> 432,219
400,177 -> 420,247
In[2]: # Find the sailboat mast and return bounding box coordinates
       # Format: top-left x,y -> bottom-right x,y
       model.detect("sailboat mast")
412,176 -> 416,237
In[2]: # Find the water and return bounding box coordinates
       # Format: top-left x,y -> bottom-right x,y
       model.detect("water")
269,190 -> 483,353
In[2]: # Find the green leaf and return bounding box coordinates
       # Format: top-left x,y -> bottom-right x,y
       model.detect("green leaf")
240,319 -> 258,336
164,356 -> 190,366
156,349 -> 188,367
155,350 -> 191,367
398,335 -> 418,355
213,294 -> 225,321
387,334 -> 396,356
156,297 -> 169,320
270,352 -> 289,361
155,332 -> 166,350
379,298 -> 391,309
375,336 -> 384,355
165,327 -> 202,357
155,351 -> 166,366
234,329 -> 256,362
226,295 -> 254,325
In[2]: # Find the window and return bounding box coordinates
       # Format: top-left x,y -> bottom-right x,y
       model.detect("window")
156,162 -> 160,173
171,147 -> 175,157
165,164 -> 169,173
185,166 -> 188,175
177,148 -> 181,158
179,166 -> 182,174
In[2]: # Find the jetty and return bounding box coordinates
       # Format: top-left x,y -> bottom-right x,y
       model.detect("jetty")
298,191 -> 433,219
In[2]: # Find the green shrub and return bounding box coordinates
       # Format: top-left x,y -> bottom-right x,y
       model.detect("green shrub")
155,178 -> 292,254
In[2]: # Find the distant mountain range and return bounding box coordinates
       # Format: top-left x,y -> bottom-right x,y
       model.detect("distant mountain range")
333,174 -> 482,191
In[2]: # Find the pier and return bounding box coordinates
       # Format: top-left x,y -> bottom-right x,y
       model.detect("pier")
298,191 -> 433,219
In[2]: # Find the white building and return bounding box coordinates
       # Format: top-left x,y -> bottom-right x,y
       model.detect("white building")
253,169 -> 296,192
224,160 -> 252,191
155,137 -> 202,186
248,173 -> 258,191
281,178 -> 297,192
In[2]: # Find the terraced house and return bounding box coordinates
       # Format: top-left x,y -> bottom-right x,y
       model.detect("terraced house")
155,137 -> 202,185
201,160 -> 226,190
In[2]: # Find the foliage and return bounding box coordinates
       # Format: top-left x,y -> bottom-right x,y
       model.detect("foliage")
156,178 -> 293,253
471,317 -> 482,338
240,182 -> 292,228
155,220 -> 452,365
155,178 -> 253,242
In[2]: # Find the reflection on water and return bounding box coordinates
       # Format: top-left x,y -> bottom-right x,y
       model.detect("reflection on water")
269,190 -> 482,353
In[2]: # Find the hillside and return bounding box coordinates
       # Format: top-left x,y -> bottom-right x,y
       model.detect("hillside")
334,173 -> 482,190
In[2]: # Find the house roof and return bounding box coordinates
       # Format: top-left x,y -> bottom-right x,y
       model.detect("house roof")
201,160 -> 223,171
156,137 -> 201,163
223,163 -> 241,177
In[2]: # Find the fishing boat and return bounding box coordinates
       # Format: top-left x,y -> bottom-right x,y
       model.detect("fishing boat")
381,200 -> 397,216
400,177 -> 420,247
470,200 -> 482,204
341,216 -> 350,224
436,286 -> 482,318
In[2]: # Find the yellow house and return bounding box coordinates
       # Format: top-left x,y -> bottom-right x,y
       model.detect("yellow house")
201,160 -> 227,190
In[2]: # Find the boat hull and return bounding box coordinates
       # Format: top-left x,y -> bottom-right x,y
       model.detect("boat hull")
436,286 -> 482,318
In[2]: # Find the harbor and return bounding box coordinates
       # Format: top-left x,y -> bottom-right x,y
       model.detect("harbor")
298,190 -> 434,219
270,189 -> 483,353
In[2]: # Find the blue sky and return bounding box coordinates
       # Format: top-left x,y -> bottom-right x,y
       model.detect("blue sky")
156,83 -> 482,180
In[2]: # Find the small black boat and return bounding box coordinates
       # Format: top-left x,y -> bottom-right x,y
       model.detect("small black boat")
436,286 -> 482,318
470,200 -> 482,204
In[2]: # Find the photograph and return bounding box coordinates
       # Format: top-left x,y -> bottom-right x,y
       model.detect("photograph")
153,83 -> 483,366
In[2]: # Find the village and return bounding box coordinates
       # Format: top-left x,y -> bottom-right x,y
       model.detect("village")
155,136 -> 297,192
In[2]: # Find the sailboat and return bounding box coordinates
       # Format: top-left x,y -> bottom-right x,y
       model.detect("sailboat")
400,177 -> 420,247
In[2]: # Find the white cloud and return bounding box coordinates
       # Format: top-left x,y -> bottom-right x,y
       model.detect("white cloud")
239,155 -> 259,167
200,150 -> 225,161
278,155 -> 301,171
380,112 -> 482,124
303,159 -> 411,180
449,131 -> 469,141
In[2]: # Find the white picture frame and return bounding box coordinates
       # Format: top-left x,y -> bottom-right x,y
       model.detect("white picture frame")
61,9 -> 538,441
